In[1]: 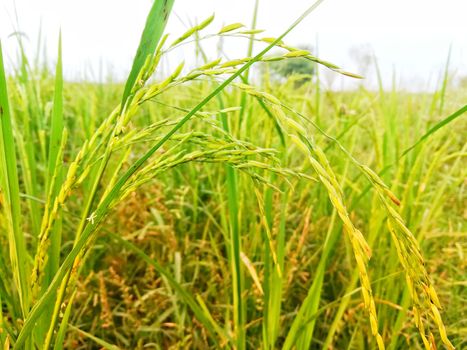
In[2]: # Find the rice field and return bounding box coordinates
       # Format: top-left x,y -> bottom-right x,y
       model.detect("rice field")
0,1 -> 466,349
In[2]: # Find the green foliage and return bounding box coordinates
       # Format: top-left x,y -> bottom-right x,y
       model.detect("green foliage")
0,0 -> 465,349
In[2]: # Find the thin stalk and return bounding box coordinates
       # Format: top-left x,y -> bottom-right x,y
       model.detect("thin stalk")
238,0 -> 259,132
219,98 -> 245,349
438,45 -> 451,116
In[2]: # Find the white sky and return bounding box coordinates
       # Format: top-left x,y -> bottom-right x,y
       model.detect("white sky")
1,0 -> 466,90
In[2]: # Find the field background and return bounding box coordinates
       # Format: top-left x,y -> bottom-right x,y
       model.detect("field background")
0,1 -> 466,349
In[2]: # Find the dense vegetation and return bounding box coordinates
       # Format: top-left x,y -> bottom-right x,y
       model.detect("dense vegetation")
0,1 -> 465,349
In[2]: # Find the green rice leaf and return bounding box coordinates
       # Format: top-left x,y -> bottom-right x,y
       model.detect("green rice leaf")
401,104 -> 467,156
0,41 -> 30,318
68,324 -> 120,350
121,0 -> 175,107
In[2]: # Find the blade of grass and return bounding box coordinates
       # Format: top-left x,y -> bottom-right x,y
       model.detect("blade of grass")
0,41 -> 30,319
45,31 -> 64,283
437,45 -> 451,116
238,0 -> 259,131
401,104 -> 467,157
46,31 -> 64,204
34,32 -> 65,347
15,42 -> 42,240
121,0 -> 175,107
218,96 -> 245,349
258,96 -> 287,349
68,324 -> 120,350
264,188 -> 288,350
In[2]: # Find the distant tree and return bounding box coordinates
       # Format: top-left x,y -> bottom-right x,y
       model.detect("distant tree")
265,44 -> 315,86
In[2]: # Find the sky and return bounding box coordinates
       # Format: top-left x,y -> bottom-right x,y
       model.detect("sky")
1,0 -> 466,90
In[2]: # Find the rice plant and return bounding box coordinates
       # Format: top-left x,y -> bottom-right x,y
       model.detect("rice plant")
0,0 -> 465,349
